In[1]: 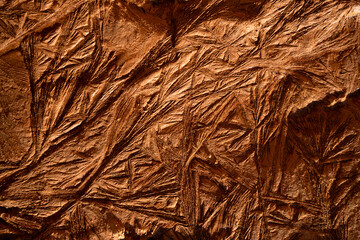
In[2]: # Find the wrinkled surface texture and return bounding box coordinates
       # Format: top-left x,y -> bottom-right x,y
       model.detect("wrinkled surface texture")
1,0 -> 360,239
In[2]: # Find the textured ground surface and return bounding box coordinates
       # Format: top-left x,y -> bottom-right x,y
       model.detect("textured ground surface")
0,0 -> 360,239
